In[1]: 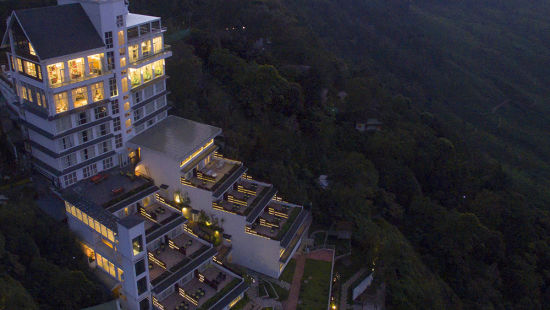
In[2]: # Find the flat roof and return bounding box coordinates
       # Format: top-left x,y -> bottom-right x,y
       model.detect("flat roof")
63,168 -> 154,208
129,116 -> 222,163
126,13 -> 159,27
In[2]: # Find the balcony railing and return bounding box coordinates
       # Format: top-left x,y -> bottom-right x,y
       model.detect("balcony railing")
128,45 -> 171,67
49,70 -> 113,89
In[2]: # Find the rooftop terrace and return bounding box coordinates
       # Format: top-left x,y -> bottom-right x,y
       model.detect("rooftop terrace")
182,156 -> 246,197
67,168 -> 157,209
159,264 -> 240,310
212,179 -> 276,220
246,201 -> 307,243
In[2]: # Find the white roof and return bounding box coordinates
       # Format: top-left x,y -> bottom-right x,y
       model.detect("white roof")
126,13 -> 159,27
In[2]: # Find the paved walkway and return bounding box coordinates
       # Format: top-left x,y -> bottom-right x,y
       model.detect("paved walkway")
285,249 -> 334,310
340,268 -> 368,310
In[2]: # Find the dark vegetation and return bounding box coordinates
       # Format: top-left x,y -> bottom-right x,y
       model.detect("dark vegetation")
2,0 -> 550,309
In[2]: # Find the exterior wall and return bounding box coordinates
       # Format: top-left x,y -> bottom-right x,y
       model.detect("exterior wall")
117,220 -> 151,310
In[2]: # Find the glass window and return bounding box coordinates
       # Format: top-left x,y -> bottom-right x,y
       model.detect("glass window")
120,57 -> 126,68
109,78 -> 118,97
139,23 -> 150,35
94,106 -> 108,120
153,60 -> 164,77
142,64 -> 153,83
137,277 -> 147,295
135,259 -> 146,276
141,40 -> 151,57
153,37 -> 162,54
128,27 -> 139,39
105,31 -> 113,49
16,58 -> 23,72
103,157 -> 114,170
125,118 -> 132,129
29,43 -> 36,56
107,229 -> 115,242
24,61 -> 37,77
72,87 -> 88,108
68,58 -> 84,80
47,63 -> 64,86
19,86 -> 28,101
117,15 -> 124,27
115,134 -> 123,148
78,111 -> 88,126
132,235 -> 143,256
111,100 -> 119,114
124,101 -> 130,111
54,92 -> 68,113
113,118 -> 121,131
129,44 -> 139,62
118,30 -> 125,45
63,172 -> 77,186
121,77 -> 128,93
91,82 -> 104,102
129,68 -> 141,87
88,54 -> 104,75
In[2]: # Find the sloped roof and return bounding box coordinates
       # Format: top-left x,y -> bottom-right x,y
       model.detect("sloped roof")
14,3 -> 105,60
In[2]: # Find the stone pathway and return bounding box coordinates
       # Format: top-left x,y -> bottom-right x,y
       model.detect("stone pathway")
340,268 -> 368,310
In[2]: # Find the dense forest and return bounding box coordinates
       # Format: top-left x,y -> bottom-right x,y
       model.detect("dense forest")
3,0 -> 550,309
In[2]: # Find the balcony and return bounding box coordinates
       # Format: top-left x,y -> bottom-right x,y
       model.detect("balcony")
245,202 -> 306,242
212,180 -> 276,220
128,45 -> 172,67
181,157 -> 247,196
49,70 -> 113,89
148,232 -> 210,286
157,264 -> 240,310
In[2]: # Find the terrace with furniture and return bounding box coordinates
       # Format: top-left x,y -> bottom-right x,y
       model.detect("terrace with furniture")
212,178 -> 276,218
181,156 -> 246,196
147,232 -> 209,285
246,201 -> 307,243
158,264 -> 240,310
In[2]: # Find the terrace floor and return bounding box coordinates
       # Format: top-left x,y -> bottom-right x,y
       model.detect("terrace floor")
67,168 -> 151,207
160,265 -> 235,310
186,158 -> 239,191
148,233 -> 206,282
251,202 -> 294,239
214,180 -> 269,216
140,202 -> 179,232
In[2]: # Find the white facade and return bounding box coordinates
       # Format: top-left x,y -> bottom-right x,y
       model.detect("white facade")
3,0 -> 171,188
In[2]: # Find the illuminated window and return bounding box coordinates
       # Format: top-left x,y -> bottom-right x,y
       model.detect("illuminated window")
153,37 -> 162,53
24,61 -> 37,77
129,68 -> 141,87
124,101 -> 130,111
107,229 -> 115,242
141,64 -> 152,82
47,63 -> 64,86
68,58 -> 85,80
29,43 -> 36,56
118,30 -> 125,45
120,57 -> 126,68
118,268 -> 124,281
16,58 -> 23,72
88,54 -> 104,75
91,82 -> 104,102
125,118 -> 132,129
54,92 -> 68,113
121,77 -> 128,93
132,235 -> 143,256
141,40 -> 151,57
72,87 -> 88,108
129,44 -> 139,62
153,60 -> 164,77
19,85 -> 28,101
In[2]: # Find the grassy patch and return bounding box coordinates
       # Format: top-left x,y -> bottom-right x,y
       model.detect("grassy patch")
279,258 -> 296,283
297,259 -> 332,310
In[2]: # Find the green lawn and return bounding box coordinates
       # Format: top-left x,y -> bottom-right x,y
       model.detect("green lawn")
279,259 -> 296,283
297,259 -> 332,310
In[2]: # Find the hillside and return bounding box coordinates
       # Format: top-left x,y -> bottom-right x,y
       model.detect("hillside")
1,0 -> 550,309
128,0 -> 550,308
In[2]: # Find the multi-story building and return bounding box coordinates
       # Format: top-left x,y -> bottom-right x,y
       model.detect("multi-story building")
1,0 -> 171,188
0,1 -> 311,309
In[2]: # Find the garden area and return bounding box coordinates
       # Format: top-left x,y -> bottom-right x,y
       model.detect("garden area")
297,259 -> 332,310
279,259 -> 296,284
